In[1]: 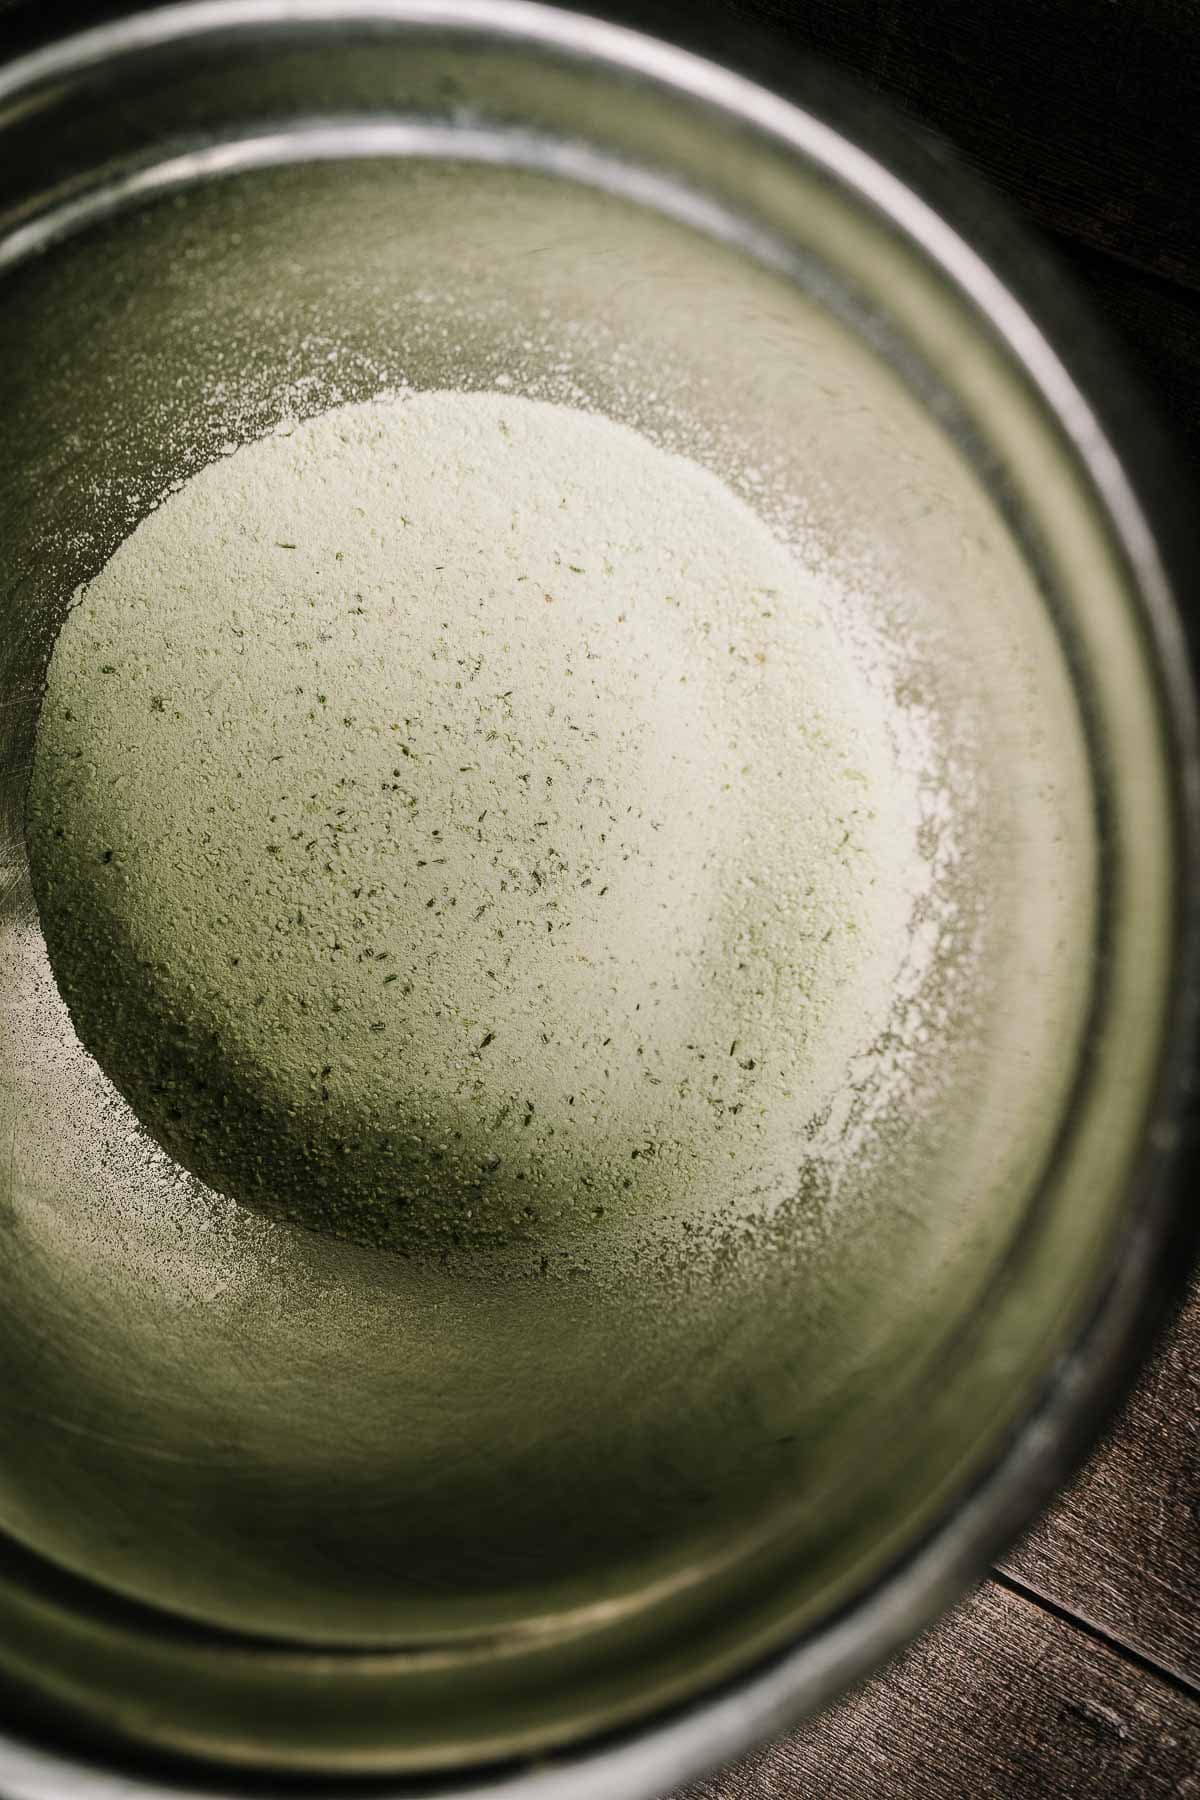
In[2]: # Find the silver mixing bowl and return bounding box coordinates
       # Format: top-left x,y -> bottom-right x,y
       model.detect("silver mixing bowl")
0,3 -> 1197,1795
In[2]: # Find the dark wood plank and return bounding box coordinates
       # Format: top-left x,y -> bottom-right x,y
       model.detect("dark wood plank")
674,1578 -> 1200,1800
4,3 -> 1200,1790
730,0 -> 1200,295
9,0 -> 1200,295
1049,239 -> 1200,675
702,7 -> 1200,1694
1001,1278 -> 1200,1690
1056,238 -> 1200,483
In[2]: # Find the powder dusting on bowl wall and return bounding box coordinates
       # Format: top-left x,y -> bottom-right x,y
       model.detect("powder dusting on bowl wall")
26,387 -> 946,1270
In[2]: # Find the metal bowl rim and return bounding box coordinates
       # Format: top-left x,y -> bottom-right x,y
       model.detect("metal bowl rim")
0,3 -> 1196,1795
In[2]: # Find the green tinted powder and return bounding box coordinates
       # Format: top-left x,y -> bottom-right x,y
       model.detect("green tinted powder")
26,391 -> 928,1255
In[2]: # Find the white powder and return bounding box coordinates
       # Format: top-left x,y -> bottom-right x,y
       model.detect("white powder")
27,390 -> 932,1256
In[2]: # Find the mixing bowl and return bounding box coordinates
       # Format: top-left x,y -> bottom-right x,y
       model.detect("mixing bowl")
0,3 -> 1197,1794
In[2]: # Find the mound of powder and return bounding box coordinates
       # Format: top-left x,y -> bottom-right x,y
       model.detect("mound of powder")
27,391 -> 926,1255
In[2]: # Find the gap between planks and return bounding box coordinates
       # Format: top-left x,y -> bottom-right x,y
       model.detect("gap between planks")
990,1568 -> 1200,1706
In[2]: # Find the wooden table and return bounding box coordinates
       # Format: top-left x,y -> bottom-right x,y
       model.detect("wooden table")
1,3 -> 1197,1795
674,1283 -> 1200,1799
672,2 -> 1200,1792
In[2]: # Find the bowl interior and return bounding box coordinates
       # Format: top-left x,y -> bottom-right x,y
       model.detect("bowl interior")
0,147 -> 1093,1626
0,12 -> 1178,1777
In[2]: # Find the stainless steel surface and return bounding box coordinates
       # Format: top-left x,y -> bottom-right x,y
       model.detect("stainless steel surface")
0,3 -> 1196,1795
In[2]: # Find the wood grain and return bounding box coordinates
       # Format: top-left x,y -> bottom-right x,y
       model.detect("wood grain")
1057,238 -> 1200,483
672,1289 -> 1200,1797
673,1579 -> 1200,1800
730,0 -> 1200,295
2,4 -> 1199,1797
1002,1280 -> 1200,1691
7,0 -> 1200,294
